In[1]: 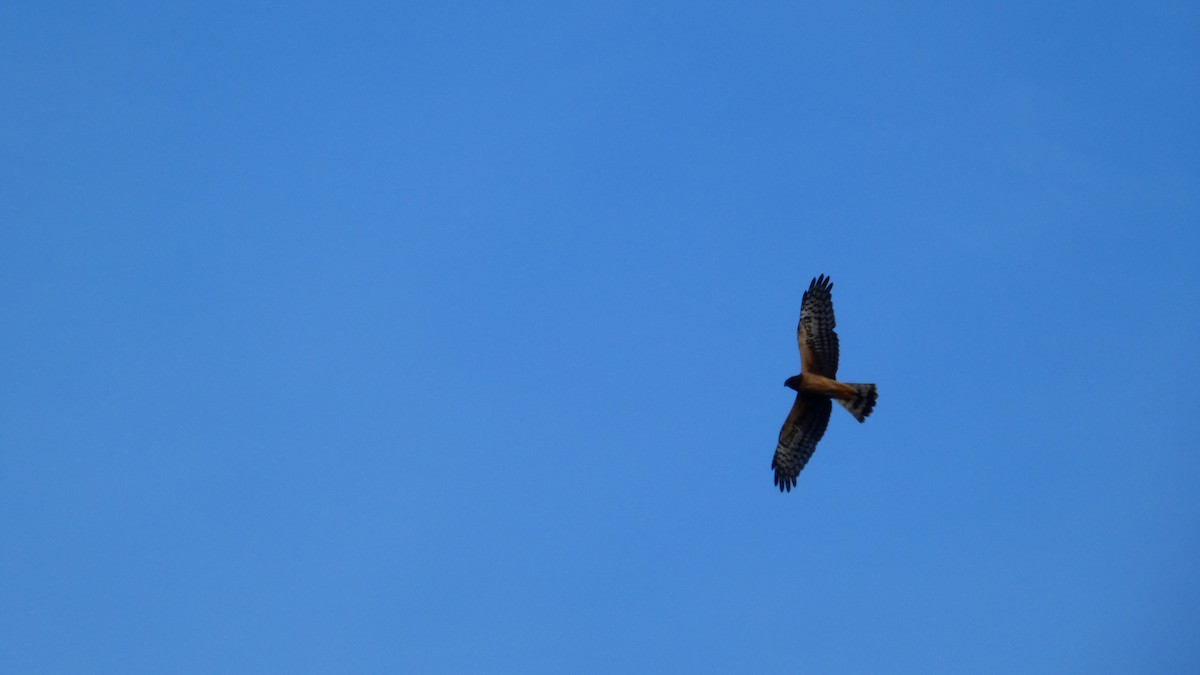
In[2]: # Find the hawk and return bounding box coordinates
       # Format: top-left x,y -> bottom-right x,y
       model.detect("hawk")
772,274 -> 878,491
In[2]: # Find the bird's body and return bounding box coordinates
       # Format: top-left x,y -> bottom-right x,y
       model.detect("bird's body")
772,275 -> 878,491
787,372 -> 859,401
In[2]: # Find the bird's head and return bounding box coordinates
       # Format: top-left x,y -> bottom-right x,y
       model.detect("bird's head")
784,375 -> 803,391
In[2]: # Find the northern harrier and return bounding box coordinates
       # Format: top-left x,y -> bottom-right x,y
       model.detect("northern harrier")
772,274 -> 878,491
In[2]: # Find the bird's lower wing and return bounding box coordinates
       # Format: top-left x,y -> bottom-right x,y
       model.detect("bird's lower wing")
771,394 -> 833,492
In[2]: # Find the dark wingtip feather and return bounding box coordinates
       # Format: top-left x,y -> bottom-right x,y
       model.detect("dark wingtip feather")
773,468 -> 796,492
808,274 -> 833,294
776,473 -> 796,492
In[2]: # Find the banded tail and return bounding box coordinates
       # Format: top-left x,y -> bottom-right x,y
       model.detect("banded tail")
837,383 -> 877,422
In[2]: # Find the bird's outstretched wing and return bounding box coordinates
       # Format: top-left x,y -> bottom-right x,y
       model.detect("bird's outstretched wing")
797,274 -> 839,377
771,393 -> 833,491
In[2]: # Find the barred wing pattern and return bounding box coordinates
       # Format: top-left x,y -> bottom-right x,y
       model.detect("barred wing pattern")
771,394 -> 833,492
797,274 -> 839,377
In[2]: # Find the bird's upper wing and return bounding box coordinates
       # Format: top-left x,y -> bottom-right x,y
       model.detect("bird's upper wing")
771,393 -> 833,492
797,274 -> 839,377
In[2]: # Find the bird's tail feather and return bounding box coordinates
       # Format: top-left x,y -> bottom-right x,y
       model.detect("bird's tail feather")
837,383 -> 877,422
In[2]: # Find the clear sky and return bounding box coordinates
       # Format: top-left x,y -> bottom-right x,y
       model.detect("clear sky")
3,2 -> 1198,673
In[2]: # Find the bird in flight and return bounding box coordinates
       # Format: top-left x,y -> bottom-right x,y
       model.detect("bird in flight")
772,274 -> 878,491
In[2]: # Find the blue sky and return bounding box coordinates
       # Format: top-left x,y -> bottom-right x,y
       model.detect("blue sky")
2,2 -> 1198,672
